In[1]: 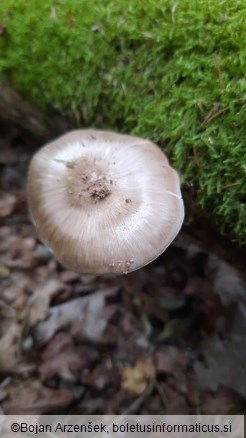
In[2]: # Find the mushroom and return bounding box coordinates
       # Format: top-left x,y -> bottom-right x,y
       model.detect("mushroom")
27,130 -> 184,275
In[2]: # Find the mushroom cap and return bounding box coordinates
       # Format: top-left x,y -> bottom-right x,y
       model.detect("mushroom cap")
27,130 -> 184,275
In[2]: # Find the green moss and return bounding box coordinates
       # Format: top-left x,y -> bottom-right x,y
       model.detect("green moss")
0,0 -> 245,243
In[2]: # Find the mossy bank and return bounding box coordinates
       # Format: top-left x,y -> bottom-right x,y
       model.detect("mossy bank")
0,0 -> 245,243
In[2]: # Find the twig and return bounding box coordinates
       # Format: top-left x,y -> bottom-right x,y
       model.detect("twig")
200,106 -> 229,127
222,182 -> 240,190
154,378 -> 169,411
215,54 -> 224,89
193,146 -> 200,167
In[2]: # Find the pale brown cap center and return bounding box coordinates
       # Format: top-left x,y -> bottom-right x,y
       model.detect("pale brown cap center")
64,157 -> 112,208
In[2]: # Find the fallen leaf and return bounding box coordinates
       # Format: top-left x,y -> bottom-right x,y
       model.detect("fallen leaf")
201,386 -> 245,414
82,362 -> 119,391
162,383 -> 190,414
0,377 -> 11,402
1,272 -> 30,306
0,300 -> 16,321
155,346 -> 188,375
39,347 -> 83,382
121,358 -> 154,395
159,288 -> 186,310
39,332 -> 88,382
6,380 -> 73,414
34,288 -> 118,345
0,319 -> 21,372
0,301 -> 21,372
0,193 -> 16,216
4,236 -> 36,269
0,301 -> 33,375
206,254 -> 246,306
59,270 -> 80,283
23,279 -> 65,328
0,265 -> 10,278
195,333 -> 246,397
195,305 -> 246,397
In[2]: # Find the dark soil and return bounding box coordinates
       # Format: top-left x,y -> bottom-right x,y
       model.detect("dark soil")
0,123 -> 245,416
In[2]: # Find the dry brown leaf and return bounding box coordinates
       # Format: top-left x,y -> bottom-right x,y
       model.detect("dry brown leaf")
1,272 -> 30,313
23,279 -> 65,328
59,270 -> 80,283
0,301 -> 21,373
195,304 -> 246,397
0,321 -> 21,372
206,254 -> 245,306
39,347 -> 83,382
201,386 -> 244,414
195,333 -> 246,397
4,236 -> 36,269
121,358 -> 154,395
6,380 -> 73,414
155,345 -> 188,375
162,383 -> 190,414
0,301 -> 33,375
34,288 -> 118,345
82,362 -> 119,391
0,193 -> 16,217
39,333 -> 85,382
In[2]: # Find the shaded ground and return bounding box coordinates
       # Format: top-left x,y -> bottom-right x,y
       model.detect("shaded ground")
0,124 -> 246,416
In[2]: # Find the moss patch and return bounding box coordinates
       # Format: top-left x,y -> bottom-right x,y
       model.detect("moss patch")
0,0 -> 245,243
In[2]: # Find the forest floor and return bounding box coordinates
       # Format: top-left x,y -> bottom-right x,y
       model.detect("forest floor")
0,123 -> 246,416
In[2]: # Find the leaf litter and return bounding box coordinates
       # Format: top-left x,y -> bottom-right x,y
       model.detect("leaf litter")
0,124 -> 245,415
